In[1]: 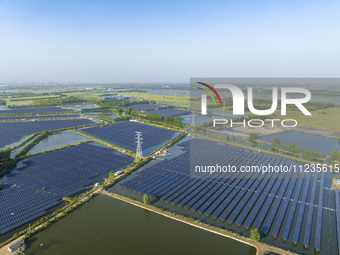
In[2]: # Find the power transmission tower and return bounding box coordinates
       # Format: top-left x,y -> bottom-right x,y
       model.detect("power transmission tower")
136,131 -> 143,158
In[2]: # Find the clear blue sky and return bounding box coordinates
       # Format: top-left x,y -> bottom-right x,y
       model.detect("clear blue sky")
0,0 -> 339,83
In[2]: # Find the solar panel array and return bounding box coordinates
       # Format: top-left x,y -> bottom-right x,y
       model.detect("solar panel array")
130,104 -> 160,111
120,138 -> 328,252
0,107 -> 73,115
335,189 -> 340,255
0,142 -> 133,235
0,115 -> 82,122
79,122 -> 178,155
0,119 -> 95,149
146,108 -> 190,117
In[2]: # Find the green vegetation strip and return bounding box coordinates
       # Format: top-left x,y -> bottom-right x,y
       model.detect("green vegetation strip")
71,130 -> 136,157
192,131 -> 332,166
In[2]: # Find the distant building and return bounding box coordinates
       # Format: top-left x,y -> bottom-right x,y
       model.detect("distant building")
94,183 -> 100,187
8,239 -> 25,252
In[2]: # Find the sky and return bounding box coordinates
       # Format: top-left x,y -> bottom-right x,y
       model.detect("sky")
0,0 -> 340,83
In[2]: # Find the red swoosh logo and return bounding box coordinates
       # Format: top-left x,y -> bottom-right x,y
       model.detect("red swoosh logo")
197,82 -> 223,106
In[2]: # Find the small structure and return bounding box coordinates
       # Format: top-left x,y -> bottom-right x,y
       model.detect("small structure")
336,179 -> 340,185
94,183 -> 100,187
114,170 -> 122,176
8,239 -> 25,253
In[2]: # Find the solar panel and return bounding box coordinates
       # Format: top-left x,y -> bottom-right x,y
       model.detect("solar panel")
292,177 -> 311,243
0,142 -> 133,236
146,108 -> 190,117
0,119 -> 95,149
315,175 -> 324,251
0,107 -> 74,115
271,177 -> 299,238
80,122 -> 179,156
335,189 -> 340,255
282,177 -> 305,240
130,104 -> 161,111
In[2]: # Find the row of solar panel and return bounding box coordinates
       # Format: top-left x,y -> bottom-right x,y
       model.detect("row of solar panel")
80,122 -> 178,155
0,142 -> 133,236
120,138 -> 326,250
0,114 -> 82,122
0,119 -> 95,149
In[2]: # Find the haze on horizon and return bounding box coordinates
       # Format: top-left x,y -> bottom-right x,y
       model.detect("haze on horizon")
1,0 -> 340,83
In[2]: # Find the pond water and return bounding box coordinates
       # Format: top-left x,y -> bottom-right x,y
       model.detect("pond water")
156,102 -> 189,108
89,114 -> 117,119
10,132 -> 88,157
292,126 -> 337,137
100,94 -> 130,98
189,107 -> 247,118
32,132 -> 88,153
67,105 -> 97,110
147,89 -> 190,97
25,195 -> 256,255
259,131 -> 340,155
182,114 -> 220,126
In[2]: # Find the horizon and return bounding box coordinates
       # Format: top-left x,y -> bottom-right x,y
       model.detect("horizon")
1,0 -> 340,83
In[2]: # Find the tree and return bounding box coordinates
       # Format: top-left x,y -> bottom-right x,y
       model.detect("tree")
249,141 -> 256,147
143,194 -> 150,205
259,142 -> 265,150
249,133 -> 258,141
250,229 -> 260,241
331,150 -> 340,161
271,138 -> 280,151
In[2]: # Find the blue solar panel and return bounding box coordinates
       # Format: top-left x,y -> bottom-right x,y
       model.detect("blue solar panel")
146,108 -> 190,117
0,119 -> 95,149
250,169 -> 289,229
80,122 -> 178,156
335,189 -> 340,255
271,177 -> 299,238
0,142 -> 133,236
303,177 -> 318,247
292,177 -> 311,243
0,107 -> 74,115
315,175 -> 324,251
0,114 -> 82,122
282,177 -> 305,240
130,104 -> 161,111
116,137 -> 328,251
